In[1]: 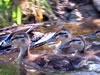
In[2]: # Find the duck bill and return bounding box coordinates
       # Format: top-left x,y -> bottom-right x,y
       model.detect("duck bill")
86,33 -> 96,39
46,35 -> 56,43
0,33 -> 13,47
59,41 -> 72,49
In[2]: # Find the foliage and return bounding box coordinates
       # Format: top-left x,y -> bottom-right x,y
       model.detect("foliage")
0,63 -> 19,75
0,0 -> 22,27
0,0 -> 54,27
22,0 -> 55,22
41,0 -> 55,16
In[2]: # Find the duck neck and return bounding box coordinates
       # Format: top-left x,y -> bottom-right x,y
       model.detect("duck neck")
56,37 -> 69,49
56,41 -> 62,49
18,45 -> 30,62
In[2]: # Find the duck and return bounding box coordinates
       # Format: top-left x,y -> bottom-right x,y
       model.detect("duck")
0,29 -> 44,50
57,36 -> 85,54
1,32 -> 44,62
1,31 -> 91,71
59,35 -> 100,63
34,28 -> 72,53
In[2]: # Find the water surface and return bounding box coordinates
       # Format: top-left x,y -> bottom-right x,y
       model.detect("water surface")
0,20 -> 100,75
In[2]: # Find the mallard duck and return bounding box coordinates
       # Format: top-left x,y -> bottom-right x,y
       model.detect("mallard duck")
4,32 -> 44,62
68,36 -> 85,53
59,35 -> 100,61
58,35 -> 100,55
34,28 -> 72,53
0,25 -> 44,51
46,28 -> 72,43
58,36 -> 85,54
0,32 -> 43,49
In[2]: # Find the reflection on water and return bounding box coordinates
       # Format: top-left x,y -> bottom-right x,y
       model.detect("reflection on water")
0,62 -> 20,75
1,62 -> 100,75
0,21 -> 100,75
27,71 -> 100,75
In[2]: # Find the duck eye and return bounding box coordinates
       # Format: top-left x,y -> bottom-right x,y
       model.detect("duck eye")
65,35 -> 68,37
58,33 -> 67,35
78,41 -> 81,44
96,31 -> 100,34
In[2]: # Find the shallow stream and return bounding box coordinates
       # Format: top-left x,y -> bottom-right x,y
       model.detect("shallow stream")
0,21 -> 100,75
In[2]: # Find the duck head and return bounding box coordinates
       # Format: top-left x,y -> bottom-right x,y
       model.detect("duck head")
59,36 -> 85,53
1,32 -> 31,61
70,36 -> 85,53
46,28 -> 72,43
45,28 -> 72,53
86,30 -> 100,39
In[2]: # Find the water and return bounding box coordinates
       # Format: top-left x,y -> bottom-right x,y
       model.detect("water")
0,20 -> 100,75
27,71 -> 100,75
1,64 -> 100,75
1,62 -> 100,75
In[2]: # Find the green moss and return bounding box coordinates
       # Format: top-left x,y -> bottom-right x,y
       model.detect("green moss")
0,63 -> 20,75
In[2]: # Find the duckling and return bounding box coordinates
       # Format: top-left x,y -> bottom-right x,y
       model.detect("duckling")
59,35 -> 100,62
1,32 -> 45,62
34,28 -> 72,53
59,35 -> 100,54
58,36 -> 85,54
46,28 -> 72,43
69,36 -> 85,53
54,28 -> 72,52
